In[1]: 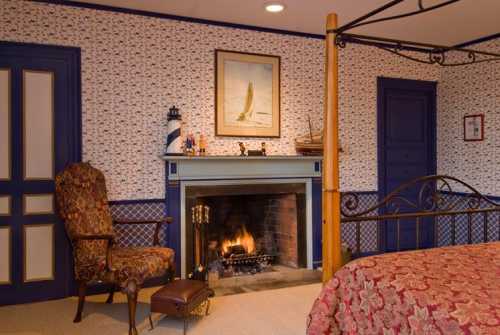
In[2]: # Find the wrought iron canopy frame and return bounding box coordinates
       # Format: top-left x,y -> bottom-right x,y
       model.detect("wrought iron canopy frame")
329,0 -> 500,66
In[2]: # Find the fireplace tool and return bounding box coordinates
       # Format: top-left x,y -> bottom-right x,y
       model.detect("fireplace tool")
190,204 -> 210,281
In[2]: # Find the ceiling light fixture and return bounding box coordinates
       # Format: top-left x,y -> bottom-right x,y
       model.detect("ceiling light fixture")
265,2 -> 285,13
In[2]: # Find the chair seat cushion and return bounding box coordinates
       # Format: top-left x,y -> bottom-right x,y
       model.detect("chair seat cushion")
78,246 -> 175,288
112,247 -> 175,288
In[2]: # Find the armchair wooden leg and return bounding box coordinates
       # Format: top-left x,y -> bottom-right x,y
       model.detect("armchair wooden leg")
126,281 -> 139,335
205,299 -> 210,316
106,285 -> 116,304
74,281 -> 86,323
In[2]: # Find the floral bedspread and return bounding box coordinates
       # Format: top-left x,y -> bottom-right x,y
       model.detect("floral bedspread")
307,242 -> 500,335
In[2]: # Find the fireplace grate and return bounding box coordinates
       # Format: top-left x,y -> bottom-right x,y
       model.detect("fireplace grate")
222,254 -> 275,267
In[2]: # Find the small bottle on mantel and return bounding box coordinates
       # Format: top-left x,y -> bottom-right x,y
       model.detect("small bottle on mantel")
198,134 -> 207,156
165,106 -> 183,156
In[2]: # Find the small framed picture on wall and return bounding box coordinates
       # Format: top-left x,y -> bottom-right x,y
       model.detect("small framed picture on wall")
463,114 -> 484,141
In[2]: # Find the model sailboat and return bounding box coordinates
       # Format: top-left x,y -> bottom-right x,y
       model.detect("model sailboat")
295,116 -> 323,155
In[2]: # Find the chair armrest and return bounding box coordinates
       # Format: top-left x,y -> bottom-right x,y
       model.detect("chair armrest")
113,217 -> 173,246
72,233 -> 115,242
71,234 -> 114,272
113,217 -> 173,225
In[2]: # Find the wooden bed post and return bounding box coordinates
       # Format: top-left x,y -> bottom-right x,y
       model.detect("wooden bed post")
322,13 -> 342,283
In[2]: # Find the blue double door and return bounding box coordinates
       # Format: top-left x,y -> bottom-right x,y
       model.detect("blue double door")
377,77 -> 437,251
0,42 -> 81,305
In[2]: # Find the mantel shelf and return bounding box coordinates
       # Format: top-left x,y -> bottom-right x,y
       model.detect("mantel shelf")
160,155 -> 323,161
162,155 -> 322,181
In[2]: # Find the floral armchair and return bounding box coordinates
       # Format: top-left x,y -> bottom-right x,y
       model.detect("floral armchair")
55,162 -> 175,335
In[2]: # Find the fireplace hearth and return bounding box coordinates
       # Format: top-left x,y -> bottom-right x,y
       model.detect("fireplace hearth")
185,184 -> 307,281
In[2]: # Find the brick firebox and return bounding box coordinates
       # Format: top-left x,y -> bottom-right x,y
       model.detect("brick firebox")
184,183 -> 308,274
254,194 -> 300,268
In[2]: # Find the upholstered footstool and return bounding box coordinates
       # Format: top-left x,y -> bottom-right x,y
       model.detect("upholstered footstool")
149,280 -> 213,334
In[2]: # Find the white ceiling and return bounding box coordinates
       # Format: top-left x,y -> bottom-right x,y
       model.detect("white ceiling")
73,0 -> 500,46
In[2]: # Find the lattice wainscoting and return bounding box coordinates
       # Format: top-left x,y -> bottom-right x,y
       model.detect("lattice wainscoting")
341,192 -> 379,253
436,193 -> 500,247
339,192 -> 500,253
108,193 -> 382,255
109,200 -> 167,247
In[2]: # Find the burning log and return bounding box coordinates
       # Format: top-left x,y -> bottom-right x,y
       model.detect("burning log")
225,244 -> 246,256
209,224 -> 275,278
221,225 -> 255,256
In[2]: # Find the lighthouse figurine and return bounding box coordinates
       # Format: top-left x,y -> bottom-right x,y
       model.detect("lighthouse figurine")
165,105 -> 183,156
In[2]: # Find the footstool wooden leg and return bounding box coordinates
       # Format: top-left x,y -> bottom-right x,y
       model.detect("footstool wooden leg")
183,318 -> 188,335
149,314 -> 154,331
106,285 -> 116,304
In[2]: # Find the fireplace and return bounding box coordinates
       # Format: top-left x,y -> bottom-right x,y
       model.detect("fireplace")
184,183 -> 307,279
162,155 -> 323,278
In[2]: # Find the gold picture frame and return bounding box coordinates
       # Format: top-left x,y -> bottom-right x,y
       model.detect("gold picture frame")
215,50 -> 280,138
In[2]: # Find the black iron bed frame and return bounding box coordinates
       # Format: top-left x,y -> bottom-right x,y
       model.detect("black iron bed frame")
330,0 -> 500,67
341,175 -> 500,257
330,1 -> 500,256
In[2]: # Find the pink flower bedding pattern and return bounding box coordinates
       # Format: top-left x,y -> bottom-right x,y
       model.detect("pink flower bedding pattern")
307,242 -> 500,335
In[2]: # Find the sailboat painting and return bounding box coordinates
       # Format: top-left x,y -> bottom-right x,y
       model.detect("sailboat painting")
225,61 -> 272,127
216,50 -> 280,137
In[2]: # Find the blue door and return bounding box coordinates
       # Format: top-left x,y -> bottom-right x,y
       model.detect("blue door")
377,77 -> 436,251
0,42 -> 81,305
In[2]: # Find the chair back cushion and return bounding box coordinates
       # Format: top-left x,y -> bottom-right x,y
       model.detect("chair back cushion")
55,162 -> 115,277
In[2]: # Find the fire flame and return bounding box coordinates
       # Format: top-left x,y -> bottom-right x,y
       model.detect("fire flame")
221,226 -> 256,256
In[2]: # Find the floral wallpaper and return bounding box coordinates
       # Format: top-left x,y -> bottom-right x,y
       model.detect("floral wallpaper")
337,44 -> 440,192
9,0 -> 499,201
437,39 -> 500,196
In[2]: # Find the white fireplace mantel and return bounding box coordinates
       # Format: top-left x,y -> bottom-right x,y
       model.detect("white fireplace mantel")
160,155 -> 322,181
160,155 -> 323,278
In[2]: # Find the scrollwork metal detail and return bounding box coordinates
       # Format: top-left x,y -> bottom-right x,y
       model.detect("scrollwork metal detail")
334,35 -> 346,48
341,175 -> 500,219
372,44 -> 500,67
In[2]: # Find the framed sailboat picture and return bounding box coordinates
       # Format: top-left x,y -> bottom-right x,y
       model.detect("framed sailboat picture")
215,50 -> 280,137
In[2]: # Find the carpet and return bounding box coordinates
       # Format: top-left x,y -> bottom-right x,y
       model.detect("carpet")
0,283 -> 321,335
